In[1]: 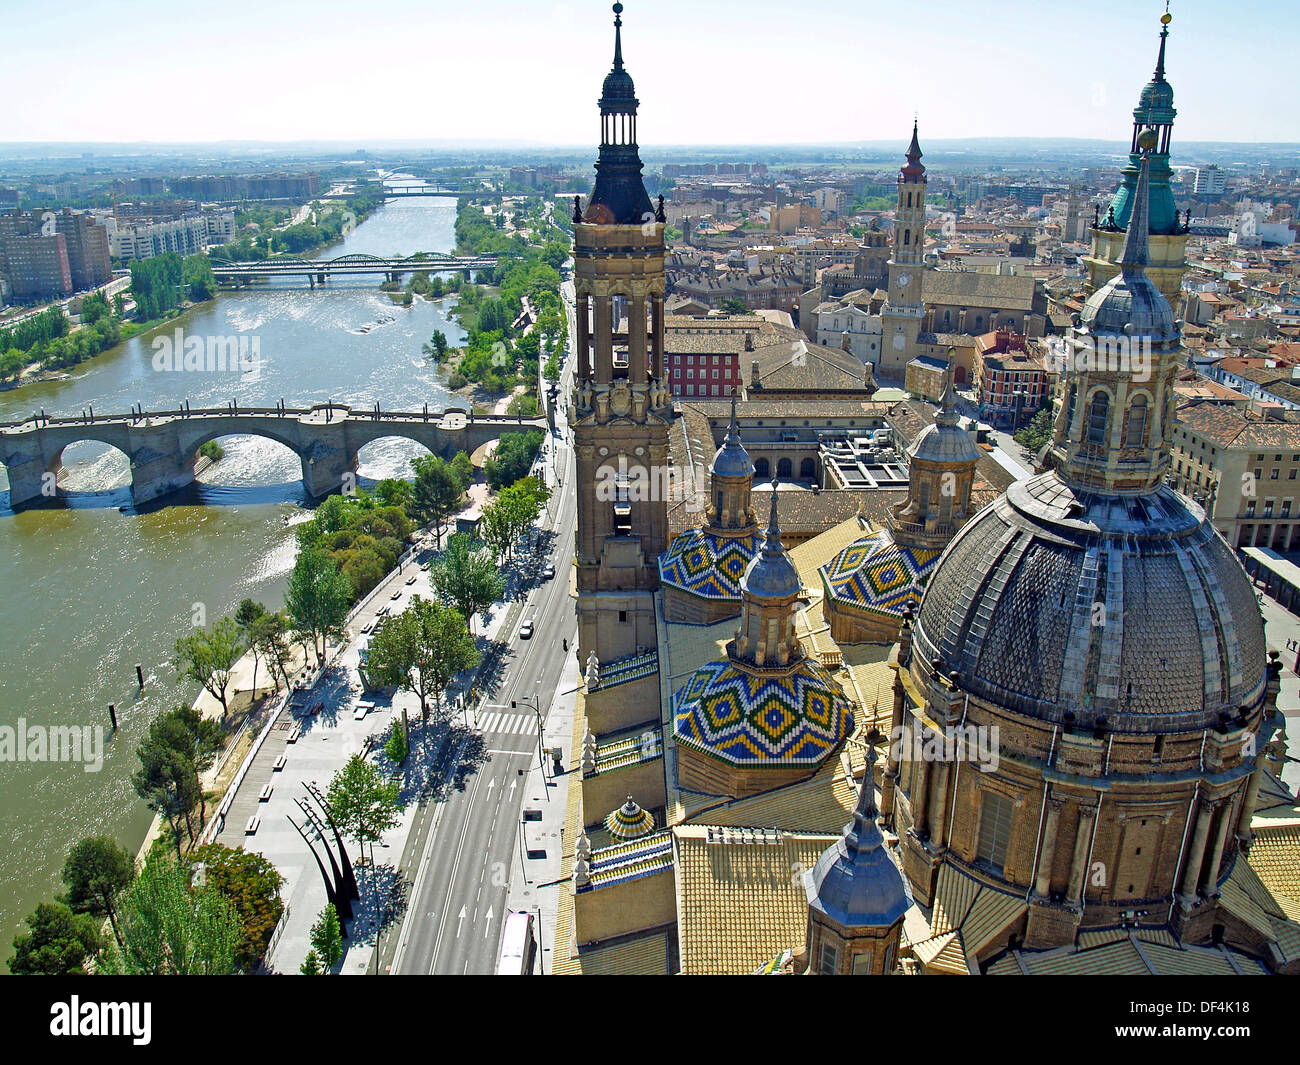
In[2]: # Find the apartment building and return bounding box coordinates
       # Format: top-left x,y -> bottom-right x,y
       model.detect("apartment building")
1171,399 -> 1300,549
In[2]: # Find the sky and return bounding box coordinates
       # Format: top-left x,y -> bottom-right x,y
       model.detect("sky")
0,0 -> 1295,146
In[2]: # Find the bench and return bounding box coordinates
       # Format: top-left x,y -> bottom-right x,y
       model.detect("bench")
258,784 -> 274,802
244,815 -> 261,835
272,754 -> 287,771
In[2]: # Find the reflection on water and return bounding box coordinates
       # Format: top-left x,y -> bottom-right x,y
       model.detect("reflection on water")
0,197 -> 463,965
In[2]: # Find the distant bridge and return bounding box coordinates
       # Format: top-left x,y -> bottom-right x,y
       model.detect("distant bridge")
0,403 -> 548,509
210,252 -> 504,287
379,184 -> 547,200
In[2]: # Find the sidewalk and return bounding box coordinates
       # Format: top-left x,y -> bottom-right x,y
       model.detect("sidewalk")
502,650 -> 582,975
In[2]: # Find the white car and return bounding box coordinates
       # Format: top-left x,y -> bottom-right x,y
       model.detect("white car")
519,620 -> 535,640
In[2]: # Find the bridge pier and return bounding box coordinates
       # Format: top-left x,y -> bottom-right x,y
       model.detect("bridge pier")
1,446 -> 52,509
129,426 -> 195,506
300,440 -> 358,499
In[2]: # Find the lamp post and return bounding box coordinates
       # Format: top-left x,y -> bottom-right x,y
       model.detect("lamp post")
512,692 -> 548,797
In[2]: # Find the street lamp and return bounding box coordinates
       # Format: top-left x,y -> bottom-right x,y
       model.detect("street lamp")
512,693 -> 548,797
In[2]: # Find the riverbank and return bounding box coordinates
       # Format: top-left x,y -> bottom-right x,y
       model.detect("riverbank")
0,304 -> 205,398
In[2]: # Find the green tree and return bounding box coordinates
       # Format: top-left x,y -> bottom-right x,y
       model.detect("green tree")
384,716 -> 409,766
422,329 -> 450,363
485,430 -> 543,490
250,610 -> 293,692
409,455 -> 465,547
450,451 -> 474,492
188,843 -> 285,971
234,599 -> 269,696
286,546 -> 353,662
721,297 -> 751,315
9,901 -> 106,975
300,948 -> 324,975
144,704 -> 224,833
366,596 -> 479,723
105,851 -> 240,975
1013,406 -> 1055,455
61,835 -> 135,949
326,755 -> 401,875
310,904 -> 344,974
132,741 -> 202,857
544,351 -> 560,383
173,616 -> 243,722
429,533 -> 504,635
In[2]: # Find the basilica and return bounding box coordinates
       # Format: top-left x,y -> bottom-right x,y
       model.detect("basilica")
554,4 -> 1300,976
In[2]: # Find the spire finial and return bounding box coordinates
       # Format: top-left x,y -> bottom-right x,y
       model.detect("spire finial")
612,2 -> 625,70
727,390 -> 739,440
765,478 -> 781,546
1155,5 -> 1172,82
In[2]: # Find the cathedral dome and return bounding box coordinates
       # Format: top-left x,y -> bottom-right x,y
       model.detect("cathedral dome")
712,432 -> 755,479
910,420 -> 981,465
913,473 -> 1266,733
1078,265 -> 1177,341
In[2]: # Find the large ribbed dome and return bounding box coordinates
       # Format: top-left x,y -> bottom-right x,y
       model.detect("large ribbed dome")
913,472 -> 1266,733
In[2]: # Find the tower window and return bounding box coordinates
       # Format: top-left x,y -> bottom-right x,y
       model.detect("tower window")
1087,392 -> 1110,445
977,791 -> 1014,873
1124,395 -> 1148,448
819,942 -> 838,975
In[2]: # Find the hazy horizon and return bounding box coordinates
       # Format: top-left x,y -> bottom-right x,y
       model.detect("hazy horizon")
0,0 -> 1296,147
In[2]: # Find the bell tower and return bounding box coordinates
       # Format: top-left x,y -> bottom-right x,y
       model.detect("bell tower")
572,3 -> 673,666
880,120 -> 927,377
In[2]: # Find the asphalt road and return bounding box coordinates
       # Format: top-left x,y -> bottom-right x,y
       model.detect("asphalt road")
384,293 -> 579,975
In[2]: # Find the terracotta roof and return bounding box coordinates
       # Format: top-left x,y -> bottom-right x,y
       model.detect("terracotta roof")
673,825 -> 837,975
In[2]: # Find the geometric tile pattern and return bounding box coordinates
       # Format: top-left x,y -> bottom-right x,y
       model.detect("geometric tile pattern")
659,527 -> 761,602
593,648 -> 659,691
673,657 -> 854,767
605,798 -> 657,842
819,530 -> 940,619
575,831 -> 674,894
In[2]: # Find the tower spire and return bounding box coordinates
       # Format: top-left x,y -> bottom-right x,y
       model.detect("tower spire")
1154,5 -> 1171,81
613,1 -> 624,70
1119,133 -> 1155,272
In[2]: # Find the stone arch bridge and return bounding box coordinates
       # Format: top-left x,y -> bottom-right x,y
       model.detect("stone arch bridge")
0,403 -> 548,509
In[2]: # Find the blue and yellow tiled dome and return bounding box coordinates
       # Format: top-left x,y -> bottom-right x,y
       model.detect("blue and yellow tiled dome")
659,528 -> 760,602
820,530 -> 940,621
673,659 -> 854,768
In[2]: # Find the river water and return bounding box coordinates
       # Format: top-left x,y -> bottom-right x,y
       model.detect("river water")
0,196 -> 466,965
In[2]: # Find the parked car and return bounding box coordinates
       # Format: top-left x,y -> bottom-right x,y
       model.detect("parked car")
542,563 -> 555,580
519,620 -> 535,640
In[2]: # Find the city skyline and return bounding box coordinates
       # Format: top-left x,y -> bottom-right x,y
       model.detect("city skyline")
0,0 -> 1297,147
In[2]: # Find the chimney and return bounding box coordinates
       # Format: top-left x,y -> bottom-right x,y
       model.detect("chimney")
745,331 -> 754,352
751,359 -> 761,389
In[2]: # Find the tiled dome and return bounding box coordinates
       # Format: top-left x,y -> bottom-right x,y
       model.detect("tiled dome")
673,658 -> 854,767
913,473 -> 1266,733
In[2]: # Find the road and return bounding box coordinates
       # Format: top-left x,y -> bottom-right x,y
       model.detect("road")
383,280 -> 579,974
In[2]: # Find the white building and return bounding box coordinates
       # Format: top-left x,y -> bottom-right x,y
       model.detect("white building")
111,215 -> 211,261
1194,165 -> 1226,196
814,299 -> 882,365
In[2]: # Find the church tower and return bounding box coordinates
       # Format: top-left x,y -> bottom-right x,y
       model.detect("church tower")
1083,8 -> 1190,307
880,121 -> 927,378
572,3 -> 674,666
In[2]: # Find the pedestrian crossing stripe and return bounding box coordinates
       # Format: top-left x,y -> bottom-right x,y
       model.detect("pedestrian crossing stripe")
478,712 -> 538,735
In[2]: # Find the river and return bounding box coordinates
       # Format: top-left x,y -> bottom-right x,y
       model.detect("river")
0,195 -> 466,966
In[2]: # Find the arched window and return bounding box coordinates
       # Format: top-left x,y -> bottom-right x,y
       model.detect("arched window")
777,457 -> 793,478
1087,391 -> 1110,445
800,457 -> 815,479
1125,395 -> 1148,448
754,457 -> 770,479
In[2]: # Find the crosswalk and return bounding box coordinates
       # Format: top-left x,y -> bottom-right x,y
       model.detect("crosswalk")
476,710 -> 538,737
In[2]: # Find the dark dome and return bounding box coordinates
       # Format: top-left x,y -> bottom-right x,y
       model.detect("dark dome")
601,67 -> 637,105
1138,78 -> 1175,115
913,472 -> 1267,733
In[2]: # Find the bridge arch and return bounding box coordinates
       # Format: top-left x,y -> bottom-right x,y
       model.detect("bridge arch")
46,437 -> 133,496
183,429 -> 306,488
355,435 -> 438,482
